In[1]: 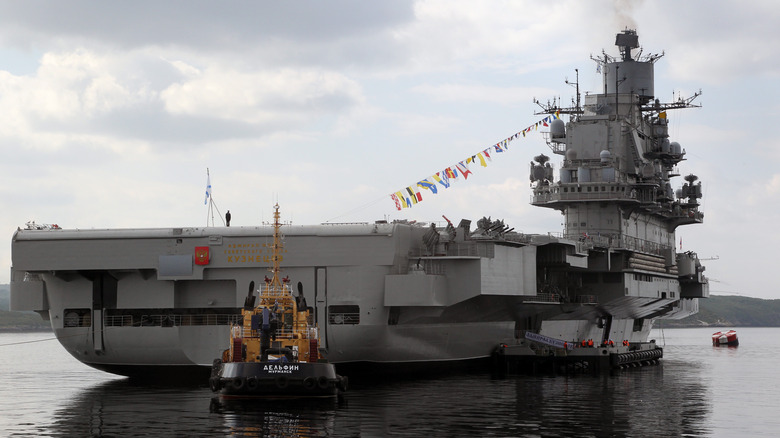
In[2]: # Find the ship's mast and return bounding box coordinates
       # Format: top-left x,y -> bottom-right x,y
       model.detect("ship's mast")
268,203 -> 284,291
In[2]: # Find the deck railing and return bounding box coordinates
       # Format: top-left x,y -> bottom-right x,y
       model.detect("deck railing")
104,313 -> 242,327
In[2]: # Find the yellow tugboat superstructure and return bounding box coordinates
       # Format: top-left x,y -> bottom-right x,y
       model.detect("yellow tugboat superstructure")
210,204 -> 346,398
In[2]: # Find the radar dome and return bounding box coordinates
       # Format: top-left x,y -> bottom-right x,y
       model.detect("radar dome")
599,150 -> 612,163
551,119 -> 566,139
565,149 -> 577,161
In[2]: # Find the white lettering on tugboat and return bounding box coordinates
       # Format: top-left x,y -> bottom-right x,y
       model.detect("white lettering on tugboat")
263,364 -> 299,374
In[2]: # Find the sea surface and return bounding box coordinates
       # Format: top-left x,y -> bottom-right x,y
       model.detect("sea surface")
1,327 -> 779,437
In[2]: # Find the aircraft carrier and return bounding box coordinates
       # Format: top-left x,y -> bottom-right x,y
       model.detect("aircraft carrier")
10,30 -> 708,377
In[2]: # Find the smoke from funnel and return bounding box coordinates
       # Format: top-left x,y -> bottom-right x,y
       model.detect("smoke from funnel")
613,0 -> 642,31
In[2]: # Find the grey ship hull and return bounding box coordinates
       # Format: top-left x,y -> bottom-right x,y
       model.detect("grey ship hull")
11,220 -> 700,377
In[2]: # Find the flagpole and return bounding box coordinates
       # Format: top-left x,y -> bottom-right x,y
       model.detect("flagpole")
204,168 -> 225,227
205,168 -> 212,226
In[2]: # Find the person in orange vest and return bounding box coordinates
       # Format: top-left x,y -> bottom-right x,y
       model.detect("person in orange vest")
587,339 -> 594,347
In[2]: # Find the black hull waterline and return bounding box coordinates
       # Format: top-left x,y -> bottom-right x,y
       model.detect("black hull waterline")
210,360 -> 346,398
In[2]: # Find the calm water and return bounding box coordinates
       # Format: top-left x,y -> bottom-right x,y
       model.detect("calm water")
1,327 -> 779,437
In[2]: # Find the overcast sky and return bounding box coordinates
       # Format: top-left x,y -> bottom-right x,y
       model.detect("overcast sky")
2,1 -> 778,299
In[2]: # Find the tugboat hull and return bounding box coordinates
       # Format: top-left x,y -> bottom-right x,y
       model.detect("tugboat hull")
210,359 -> 346,398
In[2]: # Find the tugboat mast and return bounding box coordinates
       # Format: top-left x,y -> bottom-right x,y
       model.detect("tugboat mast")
264,203 -> 285,295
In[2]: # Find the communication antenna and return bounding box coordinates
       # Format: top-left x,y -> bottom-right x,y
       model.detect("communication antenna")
565,68 -> 581,115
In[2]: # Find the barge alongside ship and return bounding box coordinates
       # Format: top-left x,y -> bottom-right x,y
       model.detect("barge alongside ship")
10,30 -> 708,377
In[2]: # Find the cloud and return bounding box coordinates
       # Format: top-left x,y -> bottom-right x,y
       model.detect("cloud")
412,83 -> 554,105
0,1 -> 416,49
161,67 -> 364,125
0,47 -> 367,154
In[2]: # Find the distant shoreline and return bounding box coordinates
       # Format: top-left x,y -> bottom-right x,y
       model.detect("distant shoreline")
0,327 -> 52,333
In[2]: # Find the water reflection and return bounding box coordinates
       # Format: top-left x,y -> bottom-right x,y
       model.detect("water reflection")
210,397 -> 339,437
509,365 -> 713,437
334,367 -> 712,437
46,379 -> 340,437
42,366 -> 711,437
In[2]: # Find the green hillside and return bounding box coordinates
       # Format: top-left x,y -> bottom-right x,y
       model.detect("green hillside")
0,284 -> 50,330
662,295 -> 780,327
0,283 -> 8,310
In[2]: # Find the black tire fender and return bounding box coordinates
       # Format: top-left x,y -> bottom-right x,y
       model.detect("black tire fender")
230,377 -> 245,391
275,376 -> 289,389
317,375 -> 329,389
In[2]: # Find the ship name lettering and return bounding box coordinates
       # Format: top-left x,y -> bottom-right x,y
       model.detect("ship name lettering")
225,255 -> 264,264
263,364 -> 299,374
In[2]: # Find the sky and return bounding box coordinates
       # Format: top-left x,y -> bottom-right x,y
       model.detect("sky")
1,0 -> 778,299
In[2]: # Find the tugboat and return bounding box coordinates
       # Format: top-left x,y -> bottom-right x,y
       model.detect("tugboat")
209,204 -> 347,398
712,330 -> 739,347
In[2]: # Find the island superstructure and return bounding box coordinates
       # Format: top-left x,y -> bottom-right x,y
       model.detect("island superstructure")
524,29 -> 707,342
9,30 -> 708,377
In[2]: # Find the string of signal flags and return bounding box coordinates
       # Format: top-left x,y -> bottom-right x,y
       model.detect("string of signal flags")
390,111 -> 560,210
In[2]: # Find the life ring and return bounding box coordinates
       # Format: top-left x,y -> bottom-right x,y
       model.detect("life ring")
303,377 -> 317,390
275,376 -> 289,389
230,377 -> 245,391
246,377 -> 259,390
317,375 -> 330,389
